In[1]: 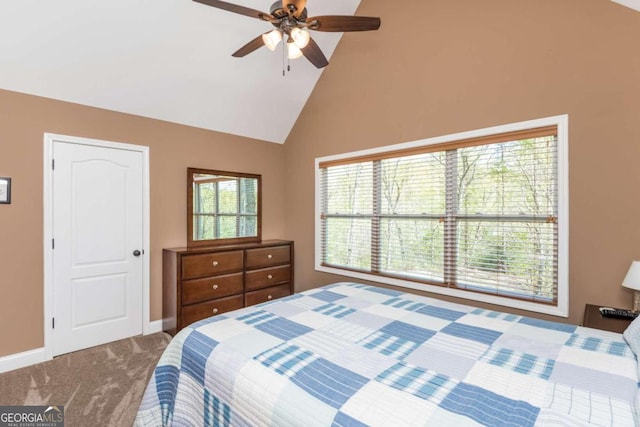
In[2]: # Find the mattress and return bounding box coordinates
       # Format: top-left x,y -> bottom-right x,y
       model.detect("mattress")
136,282 -> 639,426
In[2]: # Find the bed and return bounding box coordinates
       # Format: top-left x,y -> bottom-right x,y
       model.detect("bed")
135,282 -> 640,426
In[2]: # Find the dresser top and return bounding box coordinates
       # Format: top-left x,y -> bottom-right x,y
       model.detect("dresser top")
164,239 -> 293,255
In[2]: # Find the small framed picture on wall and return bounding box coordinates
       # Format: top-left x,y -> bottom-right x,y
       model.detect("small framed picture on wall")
0,177 -> 11,204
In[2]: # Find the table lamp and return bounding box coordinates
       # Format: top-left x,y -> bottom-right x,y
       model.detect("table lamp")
622,261 -> 640,312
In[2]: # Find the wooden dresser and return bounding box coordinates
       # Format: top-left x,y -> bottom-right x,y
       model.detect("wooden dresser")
163,240 -> 293,335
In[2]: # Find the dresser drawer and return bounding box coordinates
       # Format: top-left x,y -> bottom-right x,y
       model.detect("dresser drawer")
245,265 -> 291,291
182,272 -> 243,305
245,245 -> 290,269
245,284 -> 291,307
181,294 -> 244,328
182,250 -> 243,279
164,241 -> 294,336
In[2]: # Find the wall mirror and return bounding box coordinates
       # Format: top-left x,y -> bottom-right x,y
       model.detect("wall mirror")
187,168 -> 261,247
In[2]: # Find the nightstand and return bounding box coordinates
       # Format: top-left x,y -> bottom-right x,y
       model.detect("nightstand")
582,304 -> 634,333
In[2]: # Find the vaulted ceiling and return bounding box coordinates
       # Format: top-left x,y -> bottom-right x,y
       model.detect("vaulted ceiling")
0,0 -> 362,143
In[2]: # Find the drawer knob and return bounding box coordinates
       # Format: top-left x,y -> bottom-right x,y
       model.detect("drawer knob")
267,254 -> 273,259
267,295 -> 273,300
267,274 -> 273,280
212,284 -> 219,290
212,308 -> 219,314
212,261 -> 219,267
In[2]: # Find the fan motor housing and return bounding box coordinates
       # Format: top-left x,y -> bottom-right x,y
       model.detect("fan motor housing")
269,1 -> 307,21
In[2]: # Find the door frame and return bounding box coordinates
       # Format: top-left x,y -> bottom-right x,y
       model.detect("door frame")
43,133 -> 151,360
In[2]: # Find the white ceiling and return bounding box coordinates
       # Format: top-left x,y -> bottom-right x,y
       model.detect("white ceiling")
0,0 -> 362,143
612,0 -> 640,12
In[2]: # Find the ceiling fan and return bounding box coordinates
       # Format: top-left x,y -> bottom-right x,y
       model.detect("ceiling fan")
193,0 -> 381,68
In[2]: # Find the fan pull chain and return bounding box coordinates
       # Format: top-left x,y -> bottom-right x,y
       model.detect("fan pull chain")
282,38 -> 286,77
287,34 -> 291,73
281,35 -> 292,76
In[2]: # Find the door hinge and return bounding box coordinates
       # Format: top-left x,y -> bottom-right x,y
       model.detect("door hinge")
52,238 -> 55,250
52,318 -> 55,329
52,159 -> 55,170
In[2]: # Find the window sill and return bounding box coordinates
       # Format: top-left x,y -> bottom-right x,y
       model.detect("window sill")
316,264 -> 569,318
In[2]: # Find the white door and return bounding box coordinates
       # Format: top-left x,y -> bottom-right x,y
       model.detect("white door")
52,141 -> 144,356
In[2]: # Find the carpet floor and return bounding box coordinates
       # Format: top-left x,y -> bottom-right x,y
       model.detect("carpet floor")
0,332 -> 171,427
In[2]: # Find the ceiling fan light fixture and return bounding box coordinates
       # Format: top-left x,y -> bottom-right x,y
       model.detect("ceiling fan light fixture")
290,27 -> 310,49
287,41 -> 304,59
262,29 -> 282,51
194,0 -> 381,69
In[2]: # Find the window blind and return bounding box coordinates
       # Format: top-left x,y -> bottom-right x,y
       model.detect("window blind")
319,126 -> 559,304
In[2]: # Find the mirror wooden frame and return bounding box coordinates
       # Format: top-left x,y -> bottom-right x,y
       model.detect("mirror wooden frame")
187,167 -> 262,247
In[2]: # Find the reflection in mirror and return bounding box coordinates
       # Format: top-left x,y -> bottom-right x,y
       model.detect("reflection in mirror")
188,168 -> 261,247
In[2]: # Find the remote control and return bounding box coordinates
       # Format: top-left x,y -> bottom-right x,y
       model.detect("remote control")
599,307 -> 639,319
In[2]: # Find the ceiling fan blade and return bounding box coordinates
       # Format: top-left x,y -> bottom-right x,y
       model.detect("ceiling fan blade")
232,33 -> 268,57
301,37 -> 329,68
193,0 -> 273,21
282,0 -> 307,18
306,15 -> 381,32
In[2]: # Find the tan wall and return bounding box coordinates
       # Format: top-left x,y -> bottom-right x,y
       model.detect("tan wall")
1,0 -> 639,359
284,0 -> 640,324
0,89 -> 287,357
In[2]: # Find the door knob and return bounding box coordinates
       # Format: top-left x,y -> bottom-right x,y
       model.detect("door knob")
133,250 -> 141,257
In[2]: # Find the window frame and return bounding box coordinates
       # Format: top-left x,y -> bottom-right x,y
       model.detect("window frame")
315,115 -> 569,317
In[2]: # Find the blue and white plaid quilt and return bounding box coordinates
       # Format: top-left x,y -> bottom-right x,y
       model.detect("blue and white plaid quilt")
136,283 -> 638,426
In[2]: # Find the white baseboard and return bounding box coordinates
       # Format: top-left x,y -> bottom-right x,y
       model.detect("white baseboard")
0,347 -> 47,374
147,320 -> 163,334
0,322 -> 164,374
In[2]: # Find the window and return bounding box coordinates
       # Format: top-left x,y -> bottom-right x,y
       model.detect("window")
316,115 -> 568,317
